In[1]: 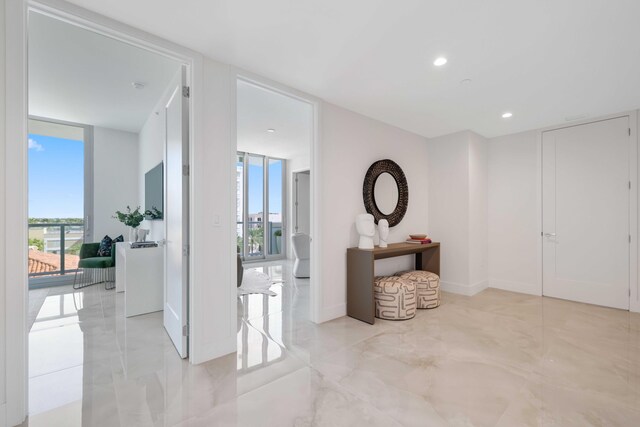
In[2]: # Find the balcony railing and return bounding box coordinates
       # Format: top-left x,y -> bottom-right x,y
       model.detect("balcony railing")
237,221 -> 283,258
28,222 -> 84,277
268,222 -> 283,255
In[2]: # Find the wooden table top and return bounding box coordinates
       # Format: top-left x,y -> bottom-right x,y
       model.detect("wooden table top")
347,242 -> 440,260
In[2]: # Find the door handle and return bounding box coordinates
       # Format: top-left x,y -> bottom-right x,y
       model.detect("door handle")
543,233 -> 556,238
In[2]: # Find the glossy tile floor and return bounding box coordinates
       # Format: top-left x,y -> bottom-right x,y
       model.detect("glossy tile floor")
24,262 -> 640,426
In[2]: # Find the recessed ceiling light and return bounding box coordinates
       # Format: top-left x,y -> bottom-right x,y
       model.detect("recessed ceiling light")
266,128 -> 276,133
131,81 -> 146,90
433,57 -> 448,67
502,112 -> 513,119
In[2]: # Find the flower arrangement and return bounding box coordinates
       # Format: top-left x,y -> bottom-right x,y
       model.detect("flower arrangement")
113,206 -> 145,228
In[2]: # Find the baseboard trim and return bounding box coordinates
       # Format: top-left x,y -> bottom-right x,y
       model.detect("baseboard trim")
488,278 -> 542,296
441,280 -> 488,296
319,303 -> 346,323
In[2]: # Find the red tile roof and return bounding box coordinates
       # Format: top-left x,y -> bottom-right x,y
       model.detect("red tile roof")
28,249 -> 79,275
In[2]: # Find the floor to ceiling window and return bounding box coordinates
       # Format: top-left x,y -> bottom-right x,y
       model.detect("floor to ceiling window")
27,118 -> 92,287
237,152 -> 285,261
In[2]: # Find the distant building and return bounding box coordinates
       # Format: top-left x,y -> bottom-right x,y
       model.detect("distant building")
247,212 -> 282,223
28,225 -> 83,254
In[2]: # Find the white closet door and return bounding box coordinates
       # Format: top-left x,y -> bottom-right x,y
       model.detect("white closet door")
542,116 -> 630,309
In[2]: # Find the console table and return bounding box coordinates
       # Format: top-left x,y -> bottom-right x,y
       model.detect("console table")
347,242 -> 440,324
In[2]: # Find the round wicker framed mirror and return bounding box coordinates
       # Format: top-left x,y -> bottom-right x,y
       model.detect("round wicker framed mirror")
362,159 -> 408,227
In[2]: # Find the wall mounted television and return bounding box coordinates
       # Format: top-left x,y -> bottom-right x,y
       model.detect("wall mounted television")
145,162 -> 163,220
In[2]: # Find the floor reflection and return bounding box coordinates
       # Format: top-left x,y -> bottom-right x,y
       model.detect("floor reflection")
235,262 -> 310,395
25,259 -> 310,426
29,291 -> 86,415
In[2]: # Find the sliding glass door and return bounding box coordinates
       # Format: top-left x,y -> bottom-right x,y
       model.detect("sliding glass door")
237,152 -> 285,261
246,154 -> 264,259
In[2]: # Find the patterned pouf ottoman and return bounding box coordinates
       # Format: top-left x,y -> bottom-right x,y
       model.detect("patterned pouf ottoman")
373,276 -> 417,320
396,270 -> 440,309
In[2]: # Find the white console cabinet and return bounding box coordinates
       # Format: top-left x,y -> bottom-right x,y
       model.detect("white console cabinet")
115,242 -> 164,317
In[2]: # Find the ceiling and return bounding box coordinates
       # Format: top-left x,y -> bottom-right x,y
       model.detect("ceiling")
29,12 -> 181,133
237,80 -> 312,159
66,0 -> 640,138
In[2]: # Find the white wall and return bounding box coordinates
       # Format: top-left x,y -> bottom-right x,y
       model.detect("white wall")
0,0 -> 6,422
487,130 -> 541,295
318,102 -> 429,321
189,58 -> 236,362
93,127 -> 139,241
468,132 -> 488,287
426,132 -> 470,288
138,96 -> 167,241
426,130 -> 488,295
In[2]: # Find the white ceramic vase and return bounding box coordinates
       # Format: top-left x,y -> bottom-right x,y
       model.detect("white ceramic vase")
129,227 -> 138,243
378,219 -> 389,248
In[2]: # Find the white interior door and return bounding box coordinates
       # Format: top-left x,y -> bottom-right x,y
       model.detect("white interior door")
542,117 -> 630,309
294,171 -> 310,234
164,67 -> 189,358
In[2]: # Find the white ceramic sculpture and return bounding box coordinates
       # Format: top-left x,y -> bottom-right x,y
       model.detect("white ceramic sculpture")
137,228 -> 150,242
378,219 -> 389,248
291,233 -> 311,278
356,213 -> 376,250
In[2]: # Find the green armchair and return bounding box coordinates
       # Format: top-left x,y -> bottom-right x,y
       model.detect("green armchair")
73,242 -> 117,290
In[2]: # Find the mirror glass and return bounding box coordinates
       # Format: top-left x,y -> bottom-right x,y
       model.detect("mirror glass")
374,172 -> 399,215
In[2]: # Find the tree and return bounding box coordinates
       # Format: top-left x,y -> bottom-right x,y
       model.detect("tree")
28,218 -> 82,224
28,238 -> 44,251
66,240 -> 82,255
237,235 -> 244,254
248,226 -> 263,255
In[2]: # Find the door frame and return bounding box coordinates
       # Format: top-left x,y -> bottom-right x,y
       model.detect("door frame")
292,170 -> 310,234
4,1 -> 202,424
232,71 -> 323,323
538,111 -> 638,312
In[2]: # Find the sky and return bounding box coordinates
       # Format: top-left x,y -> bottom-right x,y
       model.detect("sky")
238,157 -> 282,216
28,134 -> 84,218
268,160 -> 283,214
